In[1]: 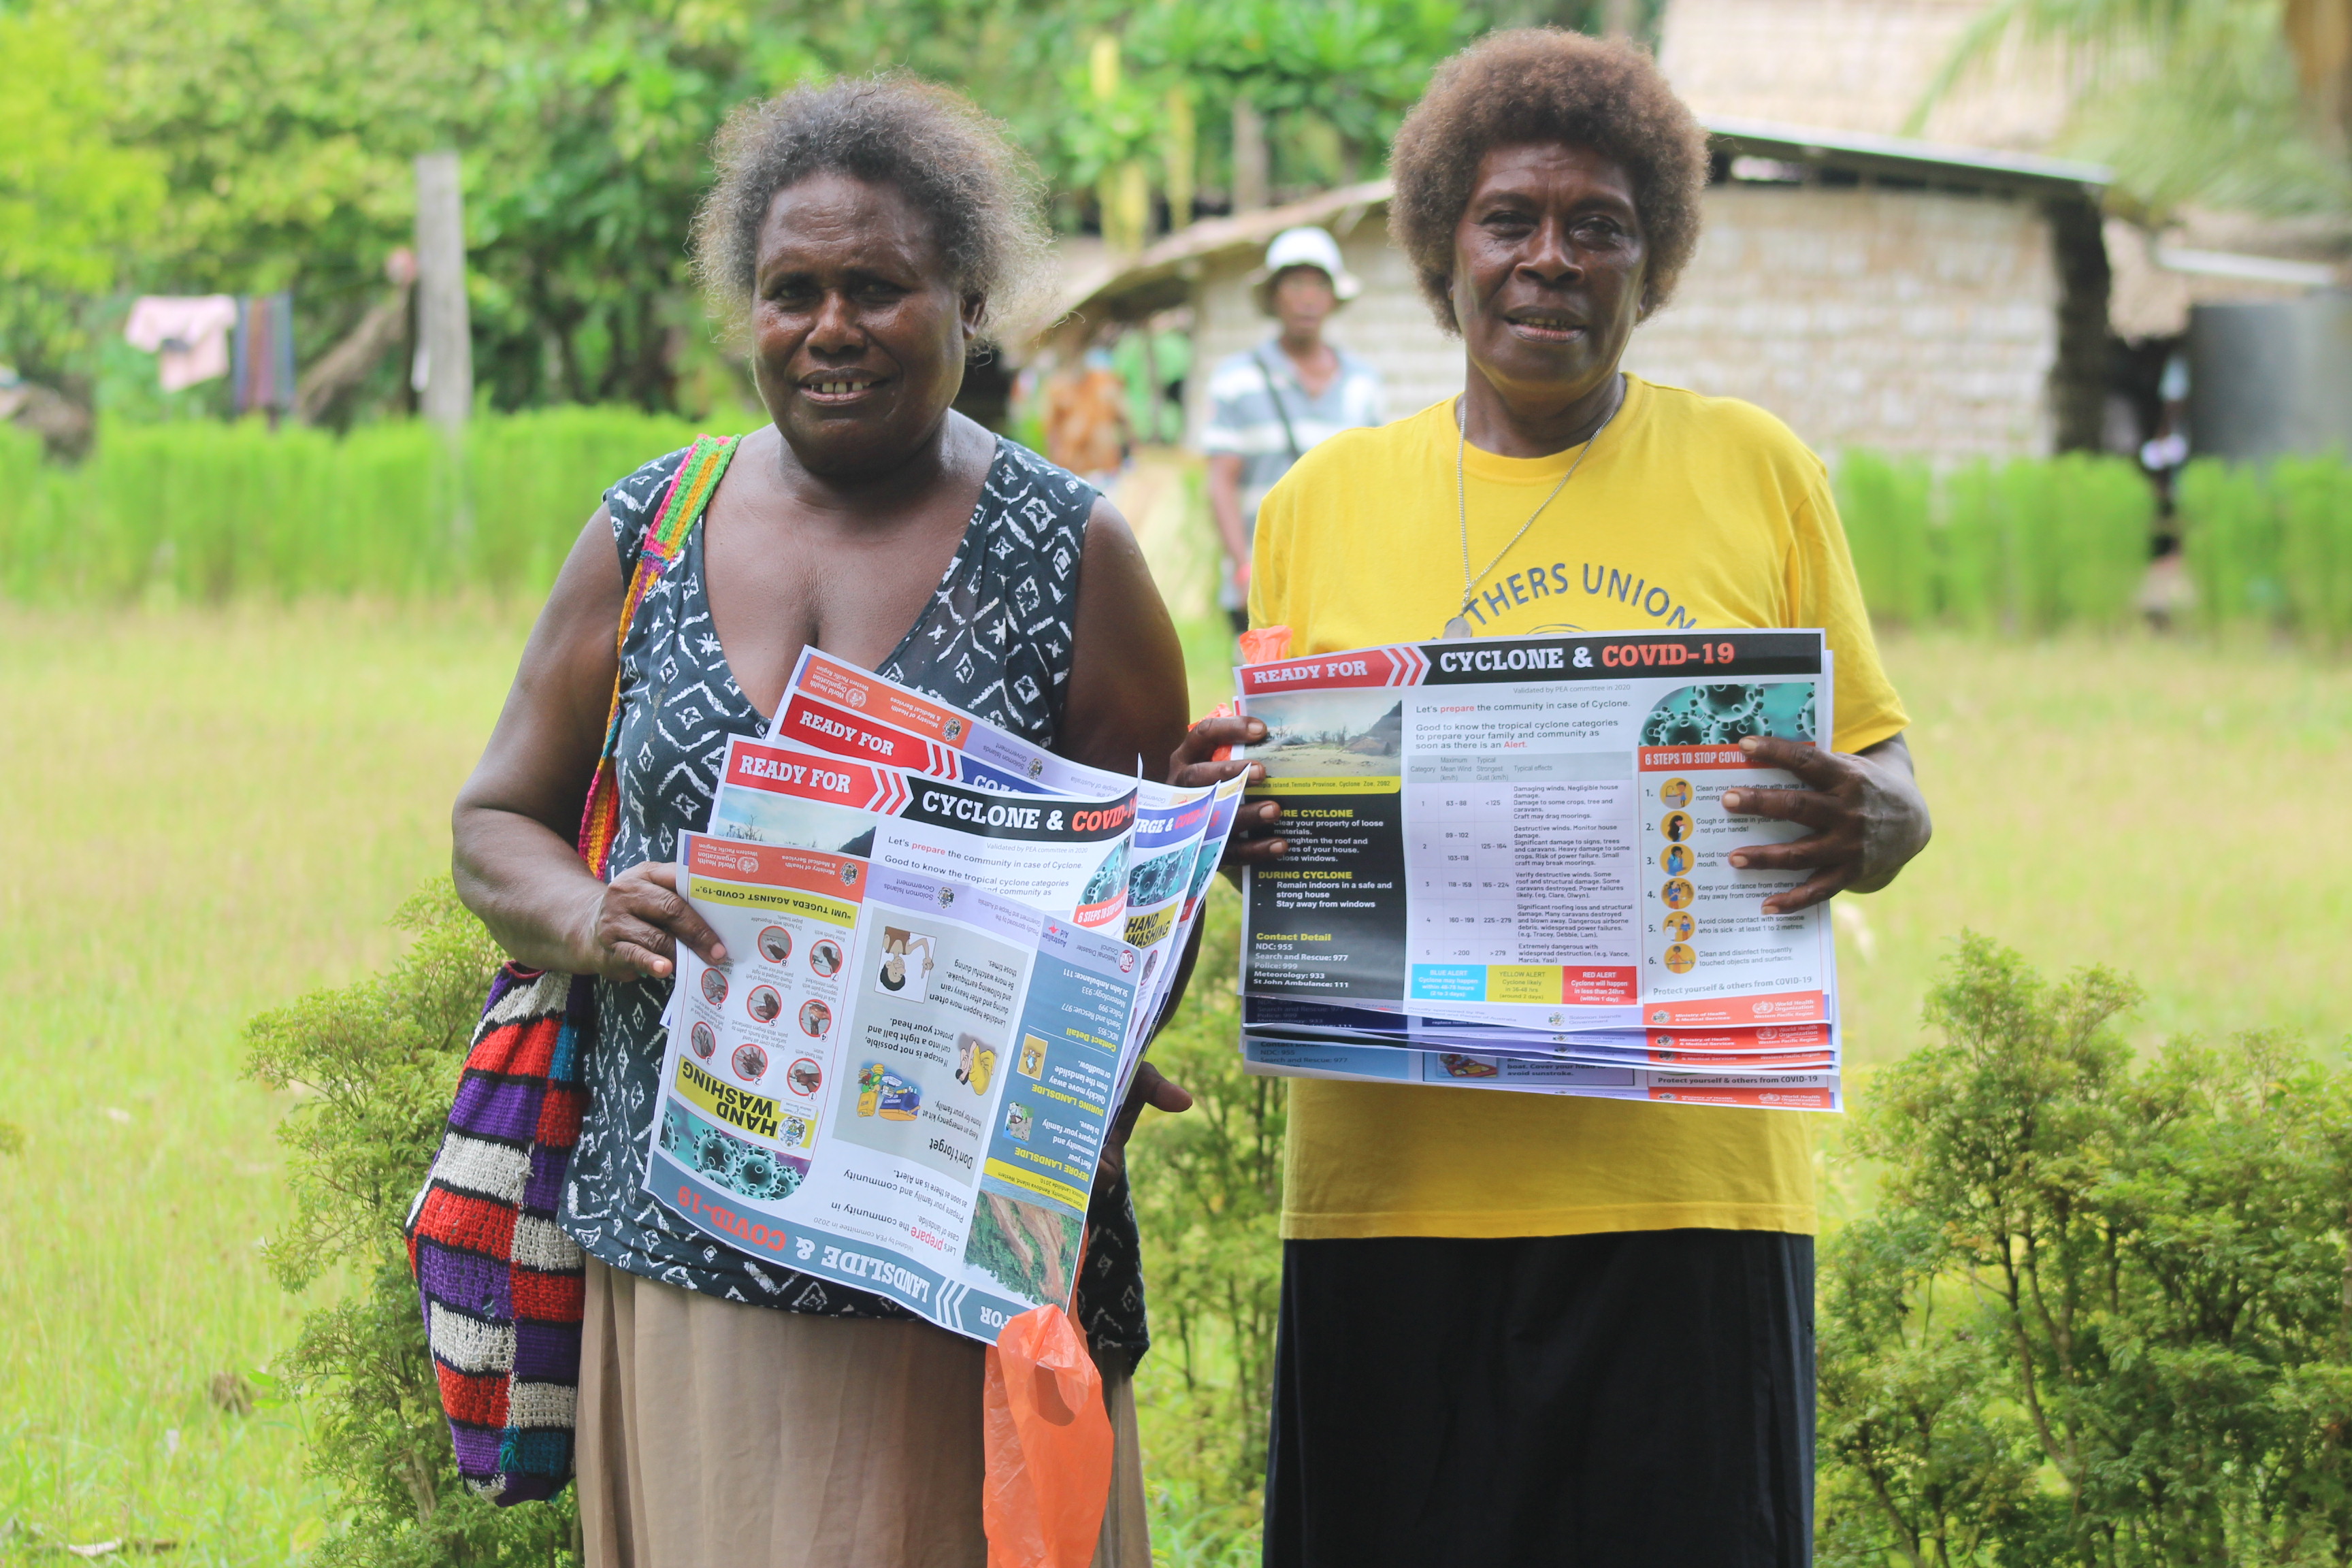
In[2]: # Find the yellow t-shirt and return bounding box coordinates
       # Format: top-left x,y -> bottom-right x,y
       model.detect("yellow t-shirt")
1247,375 -> 1909,1241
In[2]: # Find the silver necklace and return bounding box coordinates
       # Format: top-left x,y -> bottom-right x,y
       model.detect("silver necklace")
1443,390 -> 1622,640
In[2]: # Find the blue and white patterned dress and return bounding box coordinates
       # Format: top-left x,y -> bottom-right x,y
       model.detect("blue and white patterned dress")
558,435 -> 1152,1371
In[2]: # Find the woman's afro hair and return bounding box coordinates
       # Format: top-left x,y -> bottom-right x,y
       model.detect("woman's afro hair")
1388,29 -> 1710,332
691,74 -> 1050,345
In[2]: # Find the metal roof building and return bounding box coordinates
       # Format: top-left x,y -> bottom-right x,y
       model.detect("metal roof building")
1051,118 -> 2115,461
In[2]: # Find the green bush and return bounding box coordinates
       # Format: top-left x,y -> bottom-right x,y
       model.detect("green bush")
2276,455 -> 2352,643
19,423 -> 2351,645
1820,934 -> 2352,1565
2019,455 -> 2153,633
2180,459 -> 2286,629
1835,451 -> 1936,626
244,881 -> 577,1568
1939,461 -> 2012,634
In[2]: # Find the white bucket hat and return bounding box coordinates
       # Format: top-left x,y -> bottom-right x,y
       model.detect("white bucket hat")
1249,226 -> 1362,314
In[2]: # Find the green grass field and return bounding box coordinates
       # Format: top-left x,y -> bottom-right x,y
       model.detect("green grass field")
2,608 -> 2347,1562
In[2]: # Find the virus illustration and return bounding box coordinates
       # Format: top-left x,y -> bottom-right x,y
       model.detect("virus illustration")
665,1107 -> 802,1202
1128,847 -> 1188,906
692,1123 -> 735,1181
1639,683 -> 1816,747
1081,842 -> 1129,907
728,1144 -> 799,1202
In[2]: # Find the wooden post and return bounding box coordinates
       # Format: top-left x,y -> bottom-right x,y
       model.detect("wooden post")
412,151 -> 472,430
412,151 -> 473,551
1232,98 -> 1269,214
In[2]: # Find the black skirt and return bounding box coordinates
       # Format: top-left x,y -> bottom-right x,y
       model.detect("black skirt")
1263,1229 -> 1815,1568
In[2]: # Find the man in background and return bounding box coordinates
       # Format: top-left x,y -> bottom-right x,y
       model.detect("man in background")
1203,227 -> 1384,633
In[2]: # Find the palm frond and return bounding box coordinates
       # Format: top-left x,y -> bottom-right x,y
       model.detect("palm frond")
2063,5 -> 2352,213
1913,0 -> 2350,216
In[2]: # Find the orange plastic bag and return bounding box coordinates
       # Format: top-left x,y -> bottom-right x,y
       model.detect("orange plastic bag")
1236,624 -> 1292,666
983,1305 -> 1113,1568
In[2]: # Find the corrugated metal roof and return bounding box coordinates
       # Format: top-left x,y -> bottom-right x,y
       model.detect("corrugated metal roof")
1703,116 -> 2112,191
1053,116 -> 2111,328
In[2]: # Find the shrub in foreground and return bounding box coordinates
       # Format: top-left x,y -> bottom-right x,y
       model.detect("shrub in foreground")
245,876 -> 1280,1563
1820,934 -> 2352,1566
246,882 -> 574,1567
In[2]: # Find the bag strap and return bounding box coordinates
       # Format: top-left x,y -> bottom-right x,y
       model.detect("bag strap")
1253,350 -> 1303,463
576,434 -> 740,877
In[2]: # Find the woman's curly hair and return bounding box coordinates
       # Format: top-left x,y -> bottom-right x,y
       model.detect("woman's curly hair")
1388,30 -> 1710,332
691,76 -> 1051,346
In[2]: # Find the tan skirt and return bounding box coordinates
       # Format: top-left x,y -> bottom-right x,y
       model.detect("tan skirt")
577,1258 -> 1151,1568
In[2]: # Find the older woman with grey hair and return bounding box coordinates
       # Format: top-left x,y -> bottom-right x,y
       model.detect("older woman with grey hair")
453,76 -> 1189,1568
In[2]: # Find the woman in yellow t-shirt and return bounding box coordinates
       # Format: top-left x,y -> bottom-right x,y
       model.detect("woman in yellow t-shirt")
1167,29 -> 1932,1568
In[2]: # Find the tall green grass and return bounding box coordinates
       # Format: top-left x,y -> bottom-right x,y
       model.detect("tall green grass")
7,419 -> 2349,646
0,408 -> 706,604
1834,451 -> 2156,634
2179,453 -> 2352,640
1839,447 -> 2352,642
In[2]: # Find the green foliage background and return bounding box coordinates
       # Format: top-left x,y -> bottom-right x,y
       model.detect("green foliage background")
1836,448 -> 2352,645
2177,455 -> 2352,642
0,0 -> 1639,420
1126,885 -> 1286,1544
0,410 -> 699,605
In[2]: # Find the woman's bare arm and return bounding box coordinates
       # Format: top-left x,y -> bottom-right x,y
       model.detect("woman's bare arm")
451,509 -> 725,980
1058,495 -> 1191,783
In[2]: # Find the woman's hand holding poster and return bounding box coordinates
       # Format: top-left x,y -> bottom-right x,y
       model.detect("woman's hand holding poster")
643,656 -> 1243,1343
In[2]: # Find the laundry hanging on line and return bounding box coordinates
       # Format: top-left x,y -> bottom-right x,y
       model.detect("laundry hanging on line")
123,293 -> 297,410
232,293 -> 297,416
123,295 -> 239,393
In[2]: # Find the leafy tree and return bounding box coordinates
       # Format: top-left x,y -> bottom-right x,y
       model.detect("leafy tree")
1124,0 -> 1474,194
0,7 -> 165,393
246,881 -> 577,1567
28,0 -> 1569,427
1822,932 -> 2352,1565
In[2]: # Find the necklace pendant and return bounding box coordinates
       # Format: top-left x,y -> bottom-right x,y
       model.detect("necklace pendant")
1441,615 -> 1473,640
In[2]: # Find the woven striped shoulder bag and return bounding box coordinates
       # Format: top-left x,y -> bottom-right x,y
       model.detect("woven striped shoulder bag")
404,434 -> 738,1503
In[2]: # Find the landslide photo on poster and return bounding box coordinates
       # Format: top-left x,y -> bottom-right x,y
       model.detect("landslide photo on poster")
962,1190 -> 1081,1308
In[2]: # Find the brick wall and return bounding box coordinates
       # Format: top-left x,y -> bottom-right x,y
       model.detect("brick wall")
1185,183 -> 2061,461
